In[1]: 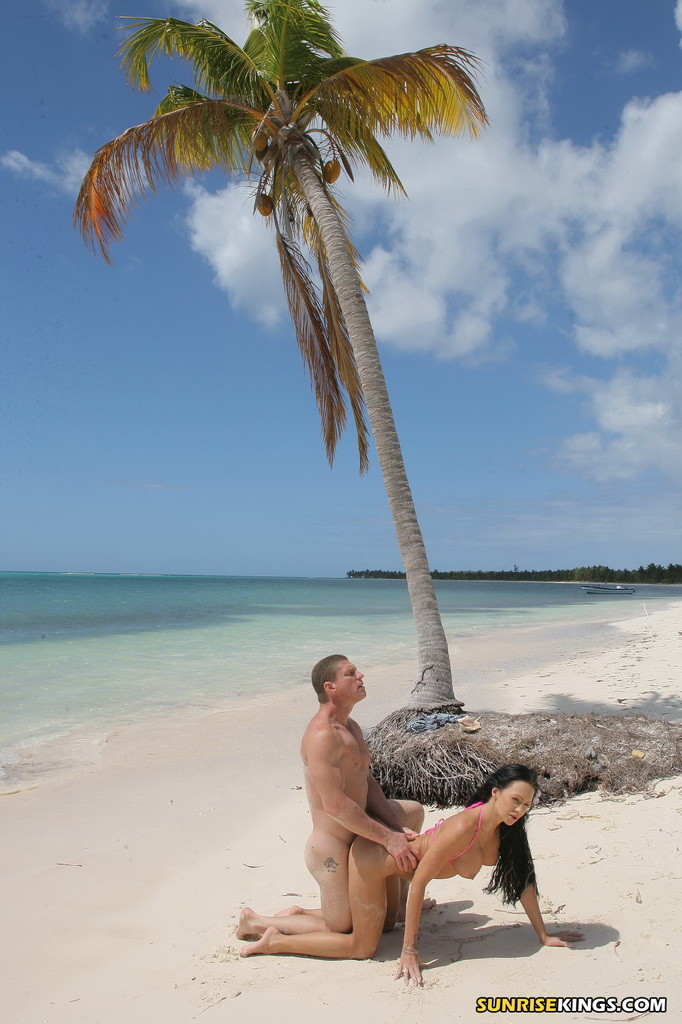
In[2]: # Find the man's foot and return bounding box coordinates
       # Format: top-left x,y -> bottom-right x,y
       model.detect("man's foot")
236,908 -> 265,940
275,905 -> 306,917
240,926 -> 278,957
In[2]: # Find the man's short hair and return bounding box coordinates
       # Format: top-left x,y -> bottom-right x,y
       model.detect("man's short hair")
311,654 -> 348,703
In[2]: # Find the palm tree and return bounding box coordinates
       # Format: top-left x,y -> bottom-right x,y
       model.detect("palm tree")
75,0 -> 487,707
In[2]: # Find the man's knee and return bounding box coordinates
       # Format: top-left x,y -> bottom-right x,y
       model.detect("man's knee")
323,907 -> 352,933
350,936 -> 378,960
318,876 -> 352,933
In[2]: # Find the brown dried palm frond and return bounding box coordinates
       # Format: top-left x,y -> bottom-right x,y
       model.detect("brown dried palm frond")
315,250 -> 369,473
74,101 -> 258,262
368,707 -> 682,807
276,232 -> 349,465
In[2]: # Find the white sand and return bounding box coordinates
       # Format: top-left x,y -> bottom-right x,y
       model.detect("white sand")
1,603 -> 680,1023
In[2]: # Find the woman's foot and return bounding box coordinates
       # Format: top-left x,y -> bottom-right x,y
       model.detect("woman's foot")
240,926 -> 278,956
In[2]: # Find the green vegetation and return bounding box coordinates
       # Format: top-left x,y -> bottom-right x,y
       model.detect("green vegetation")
347,563 -> 682,584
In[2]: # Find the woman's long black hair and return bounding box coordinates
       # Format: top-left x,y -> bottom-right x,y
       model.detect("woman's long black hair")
468,764 -> 539,905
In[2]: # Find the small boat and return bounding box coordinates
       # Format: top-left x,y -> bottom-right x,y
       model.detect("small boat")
581,583 -> 636,595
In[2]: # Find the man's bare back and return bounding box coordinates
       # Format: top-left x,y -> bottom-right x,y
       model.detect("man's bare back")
301,656 -> 423,932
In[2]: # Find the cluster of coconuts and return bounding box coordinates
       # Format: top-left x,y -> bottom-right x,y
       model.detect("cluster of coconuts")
253,130 -> 341,216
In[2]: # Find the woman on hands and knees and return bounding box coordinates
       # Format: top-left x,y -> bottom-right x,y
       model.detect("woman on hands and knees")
396,764 -> 582,986
240,764 -> 583,985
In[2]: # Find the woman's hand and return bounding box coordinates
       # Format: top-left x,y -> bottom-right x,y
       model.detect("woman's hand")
394,947 -> 423,987
542,929 -> 584,947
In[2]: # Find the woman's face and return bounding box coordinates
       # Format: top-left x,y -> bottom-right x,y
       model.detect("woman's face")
492,780 -> 536,825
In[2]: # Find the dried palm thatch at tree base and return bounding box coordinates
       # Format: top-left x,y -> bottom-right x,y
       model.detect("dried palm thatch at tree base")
368,707 -> 682,807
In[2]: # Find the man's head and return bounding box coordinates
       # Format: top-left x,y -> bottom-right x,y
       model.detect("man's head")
311,655 -> 365,705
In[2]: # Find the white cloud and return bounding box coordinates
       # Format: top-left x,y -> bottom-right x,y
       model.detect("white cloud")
676,0 -> 682,40
172,0 -> 682,487
615,49 -> 654,75
548,366 -> 682,482
45,0 -> 108,33
184,182 -> 284,327
171,0 -> 251,38
0,148 -> 91,195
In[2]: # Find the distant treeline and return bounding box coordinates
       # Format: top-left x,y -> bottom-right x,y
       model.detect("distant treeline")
346,563 -> 682,584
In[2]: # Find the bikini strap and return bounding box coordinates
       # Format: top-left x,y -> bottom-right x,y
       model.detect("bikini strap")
447,802 -> 485,864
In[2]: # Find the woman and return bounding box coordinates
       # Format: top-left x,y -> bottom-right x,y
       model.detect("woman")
240,764 -> 582,985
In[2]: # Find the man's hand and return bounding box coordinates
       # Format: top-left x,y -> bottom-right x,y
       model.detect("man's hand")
384,830 -> 419,871
402,827 -> 420,841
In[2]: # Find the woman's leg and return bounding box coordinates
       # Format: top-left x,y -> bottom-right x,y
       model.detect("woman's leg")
241,839 -> 395,960
382,877 -> 400,932
237,907 -> 325,938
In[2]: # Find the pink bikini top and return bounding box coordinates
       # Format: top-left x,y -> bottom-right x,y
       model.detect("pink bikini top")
423,801 -> 485,865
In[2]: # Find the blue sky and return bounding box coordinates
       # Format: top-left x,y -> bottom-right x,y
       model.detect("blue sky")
2,0 -> 681,576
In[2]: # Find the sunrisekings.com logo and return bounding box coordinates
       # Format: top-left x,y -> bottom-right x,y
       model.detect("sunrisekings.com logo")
475,996 -> 667,1013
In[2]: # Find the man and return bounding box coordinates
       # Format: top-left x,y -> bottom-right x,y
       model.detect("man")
235,655 -> 426,941
300,654 -> 424,932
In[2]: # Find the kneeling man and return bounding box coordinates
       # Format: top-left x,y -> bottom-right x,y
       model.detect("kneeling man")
237,655 -> 424,939
301,655 -> 423,932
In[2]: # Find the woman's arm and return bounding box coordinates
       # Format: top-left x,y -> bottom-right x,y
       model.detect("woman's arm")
394,855 -> 435,987
395,815 -> 476,987
519,885 -> 584,946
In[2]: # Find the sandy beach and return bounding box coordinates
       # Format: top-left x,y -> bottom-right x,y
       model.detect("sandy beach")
2,602 -> 680,1023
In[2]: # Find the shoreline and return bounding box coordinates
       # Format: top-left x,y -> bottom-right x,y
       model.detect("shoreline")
3,602 -> 678,795
1,601 -> 681,1021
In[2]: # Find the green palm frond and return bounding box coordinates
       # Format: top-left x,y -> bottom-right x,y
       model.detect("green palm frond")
119,17 -> 275,109
242,25 -> 269,66
75,101 -> 258,261
319,123 -> 405,195
77,1 -> 488,475
154,84 -> 212,115
276,232 -> 351,465
299,46 -> 487,141
247,0 -> 343,89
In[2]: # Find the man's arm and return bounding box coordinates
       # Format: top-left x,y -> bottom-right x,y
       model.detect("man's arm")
305,731 -> 418,871
365,774 -> 419,838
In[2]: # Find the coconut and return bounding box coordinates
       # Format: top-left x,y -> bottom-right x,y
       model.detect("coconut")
256,193 -> 273,216
323,159 -> 341,183
253,131 -> 269,158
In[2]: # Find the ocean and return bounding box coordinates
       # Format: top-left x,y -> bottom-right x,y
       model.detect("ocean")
2,572 -> 680,781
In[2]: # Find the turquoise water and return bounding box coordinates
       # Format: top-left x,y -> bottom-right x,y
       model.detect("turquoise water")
2,572 -> 680,772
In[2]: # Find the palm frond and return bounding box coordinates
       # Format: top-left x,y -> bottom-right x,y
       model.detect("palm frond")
118,17 -> 275,109
316,251 -> 370,473
153,84 -> 212,115
299,46 -> 487,141
318,122 -> 406,195
276,233 -> 350,465
246,0 -> 343,90
74,101 -> 257,262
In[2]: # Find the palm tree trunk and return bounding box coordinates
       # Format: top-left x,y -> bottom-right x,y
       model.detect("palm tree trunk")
293,151 -> 461,708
